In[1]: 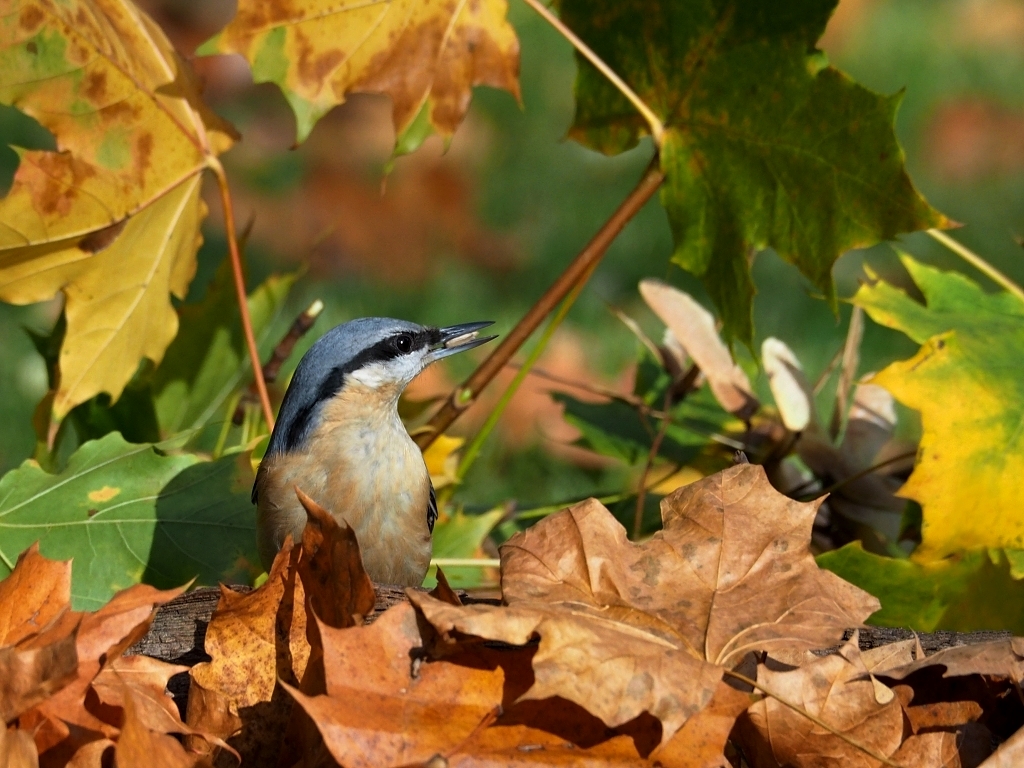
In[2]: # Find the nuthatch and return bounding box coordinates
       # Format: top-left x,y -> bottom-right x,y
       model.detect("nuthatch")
253,318 -> 495,585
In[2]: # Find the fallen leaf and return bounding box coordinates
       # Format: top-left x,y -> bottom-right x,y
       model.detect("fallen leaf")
981,724 -> 1024,767
0,726 -> 38,768
410,464 -> 878,743
187,541 -> 308,763
0,634 -> 79,724
0,0 -> 235,418
739,639 -> 904,768
639,279 -> 758,419
0,543 -> 70,646
115,688 -> 206,768
28,583 -> 185,753
877,638 -> 1024,682
852,253 -> 1024,561
202,0 -> 521,143
285,603 -> 505,768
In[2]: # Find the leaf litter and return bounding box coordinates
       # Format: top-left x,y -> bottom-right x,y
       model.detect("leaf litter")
5,467 -> 1024,766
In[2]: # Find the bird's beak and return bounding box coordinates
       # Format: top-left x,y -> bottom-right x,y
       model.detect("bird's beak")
427,321 -> 497,362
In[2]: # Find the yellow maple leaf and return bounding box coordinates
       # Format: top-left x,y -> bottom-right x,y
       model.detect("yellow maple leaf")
853,254 -> 1024,562
201,0 -> 521,143
0,0 -> 235,419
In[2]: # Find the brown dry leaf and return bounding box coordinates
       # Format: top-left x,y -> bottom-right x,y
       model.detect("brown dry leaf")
186,540 -> 308,763
294,487 -> 376,631
289,602 -> 718,767
285,602 -> 505,768
639,279 -> 759,419
878,638 -> 1024,682
980,724 -> 1024,767
0,0 -> 235,419
739,639 -> 904,768
25,582 -> 185,756
0,725 -> 38,768
115,689 -> 209,768
891,731 -> 962,768
410,464 -> 878,744
204,0 -> 520,144
0,544 -> 71,646
0,632 -> 78,724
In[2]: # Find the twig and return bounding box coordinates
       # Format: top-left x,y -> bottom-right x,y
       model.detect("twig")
829,306 -> 864,440
634,389 -> 672,539
927,229 -> 1024,303
518,0 -> 665,147
455,271 -> 594,484
793,450 -> 918,502
414,163 -> 666,450
209,157 -> 275,431
508,363 -> 745,451
233,299 -> 324,425
723,669 -> 904,768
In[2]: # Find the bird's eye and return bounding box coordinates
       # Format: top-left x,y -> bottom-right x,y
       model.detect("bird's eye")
394,333 -> 413,354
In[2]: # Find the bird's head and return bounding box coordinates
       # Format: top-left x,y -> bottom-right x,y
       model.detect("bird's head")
267,318 -> 495,457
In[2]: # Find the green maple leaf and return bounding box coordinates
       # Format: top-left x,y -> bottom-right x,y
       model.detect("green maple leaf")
560,0 -> 949,342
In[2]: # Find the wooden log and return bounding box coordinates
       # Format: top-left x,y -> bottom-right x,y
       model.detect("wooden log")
129,586 -> 1013,718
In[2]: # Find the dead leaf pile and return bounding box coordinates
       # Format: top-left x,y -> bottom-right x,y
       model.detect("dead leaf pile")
0,544 -> 226,767
7,465 -> 1024,766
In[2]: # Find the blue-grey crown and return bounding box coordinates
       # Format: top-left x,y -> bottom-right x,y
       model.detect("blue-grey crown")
263,318 -> 436,464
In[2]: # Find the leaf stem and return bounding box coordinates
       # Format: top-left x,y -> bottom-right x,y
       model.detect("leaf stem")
723,669 -> 904,768
927,229 -> 1024,304
209,157 -> 275,431
455,272 -> 592,483
634,388 -> 672,538
415,162 -> 665,450
519,0 -> 665,147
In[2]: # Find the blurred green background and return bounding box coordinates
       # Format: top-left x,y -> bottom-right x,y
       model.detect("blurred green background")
2,0 -> 1022,512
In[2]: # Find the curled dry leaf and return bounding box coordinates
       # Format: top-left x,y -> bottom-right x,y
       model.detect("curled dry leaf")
186,540 -> 309,762
0,0 -> 235,417
0,633 -> 79,725
0,544 -> 71,646
26,582 -> 186,755
115,689 -> 209,768
876,638 -> 1024,682
187,485 -> 376,763
409,464 -> 878,743
739,638 -> 904,768
762,337 -> 814,432
639,280 -> 759,419
285,603 -> 505,768
203,0 -> 521,143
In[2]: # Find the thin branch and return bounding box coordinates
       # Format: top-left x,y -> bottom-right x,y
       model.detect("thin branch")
634,388 -> 672,539
829,306 -> 864,440
519,0 -> 665,147
723,669 -> 904,768
793,450 -> 918,502
209,157 -> 275,431
455,273 -> 591,483
233,299 -> 324,425
927,229 -> 1024,304
414,163 -> 666,450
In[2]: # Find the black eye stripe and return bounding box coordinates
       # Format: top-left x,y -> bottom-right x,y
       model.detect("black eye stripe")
272,327 -> 443,454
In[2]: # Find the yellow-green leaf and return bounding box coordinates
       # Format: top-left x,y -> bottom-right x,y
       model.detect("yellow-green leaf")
201,0 -> 520,144
853,254 -> 1024,561
0,0 -> 235,419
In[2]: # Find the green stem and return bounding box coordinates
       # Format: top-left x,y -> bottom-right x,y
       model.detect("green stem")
927,229 -> 1024,304
454,276 -> 592,484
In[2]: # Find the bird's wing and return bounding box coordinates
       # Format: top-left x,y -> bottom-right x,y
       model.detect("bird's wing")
427,483 -> 438,533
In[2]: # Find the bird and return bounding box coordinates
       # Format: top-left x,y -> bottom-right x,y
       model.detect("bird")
253,317 -> 496,586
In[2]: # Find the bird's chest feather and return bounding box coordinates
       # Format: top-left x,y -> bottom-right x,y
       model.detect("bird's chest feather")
257,384 -> 432,585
